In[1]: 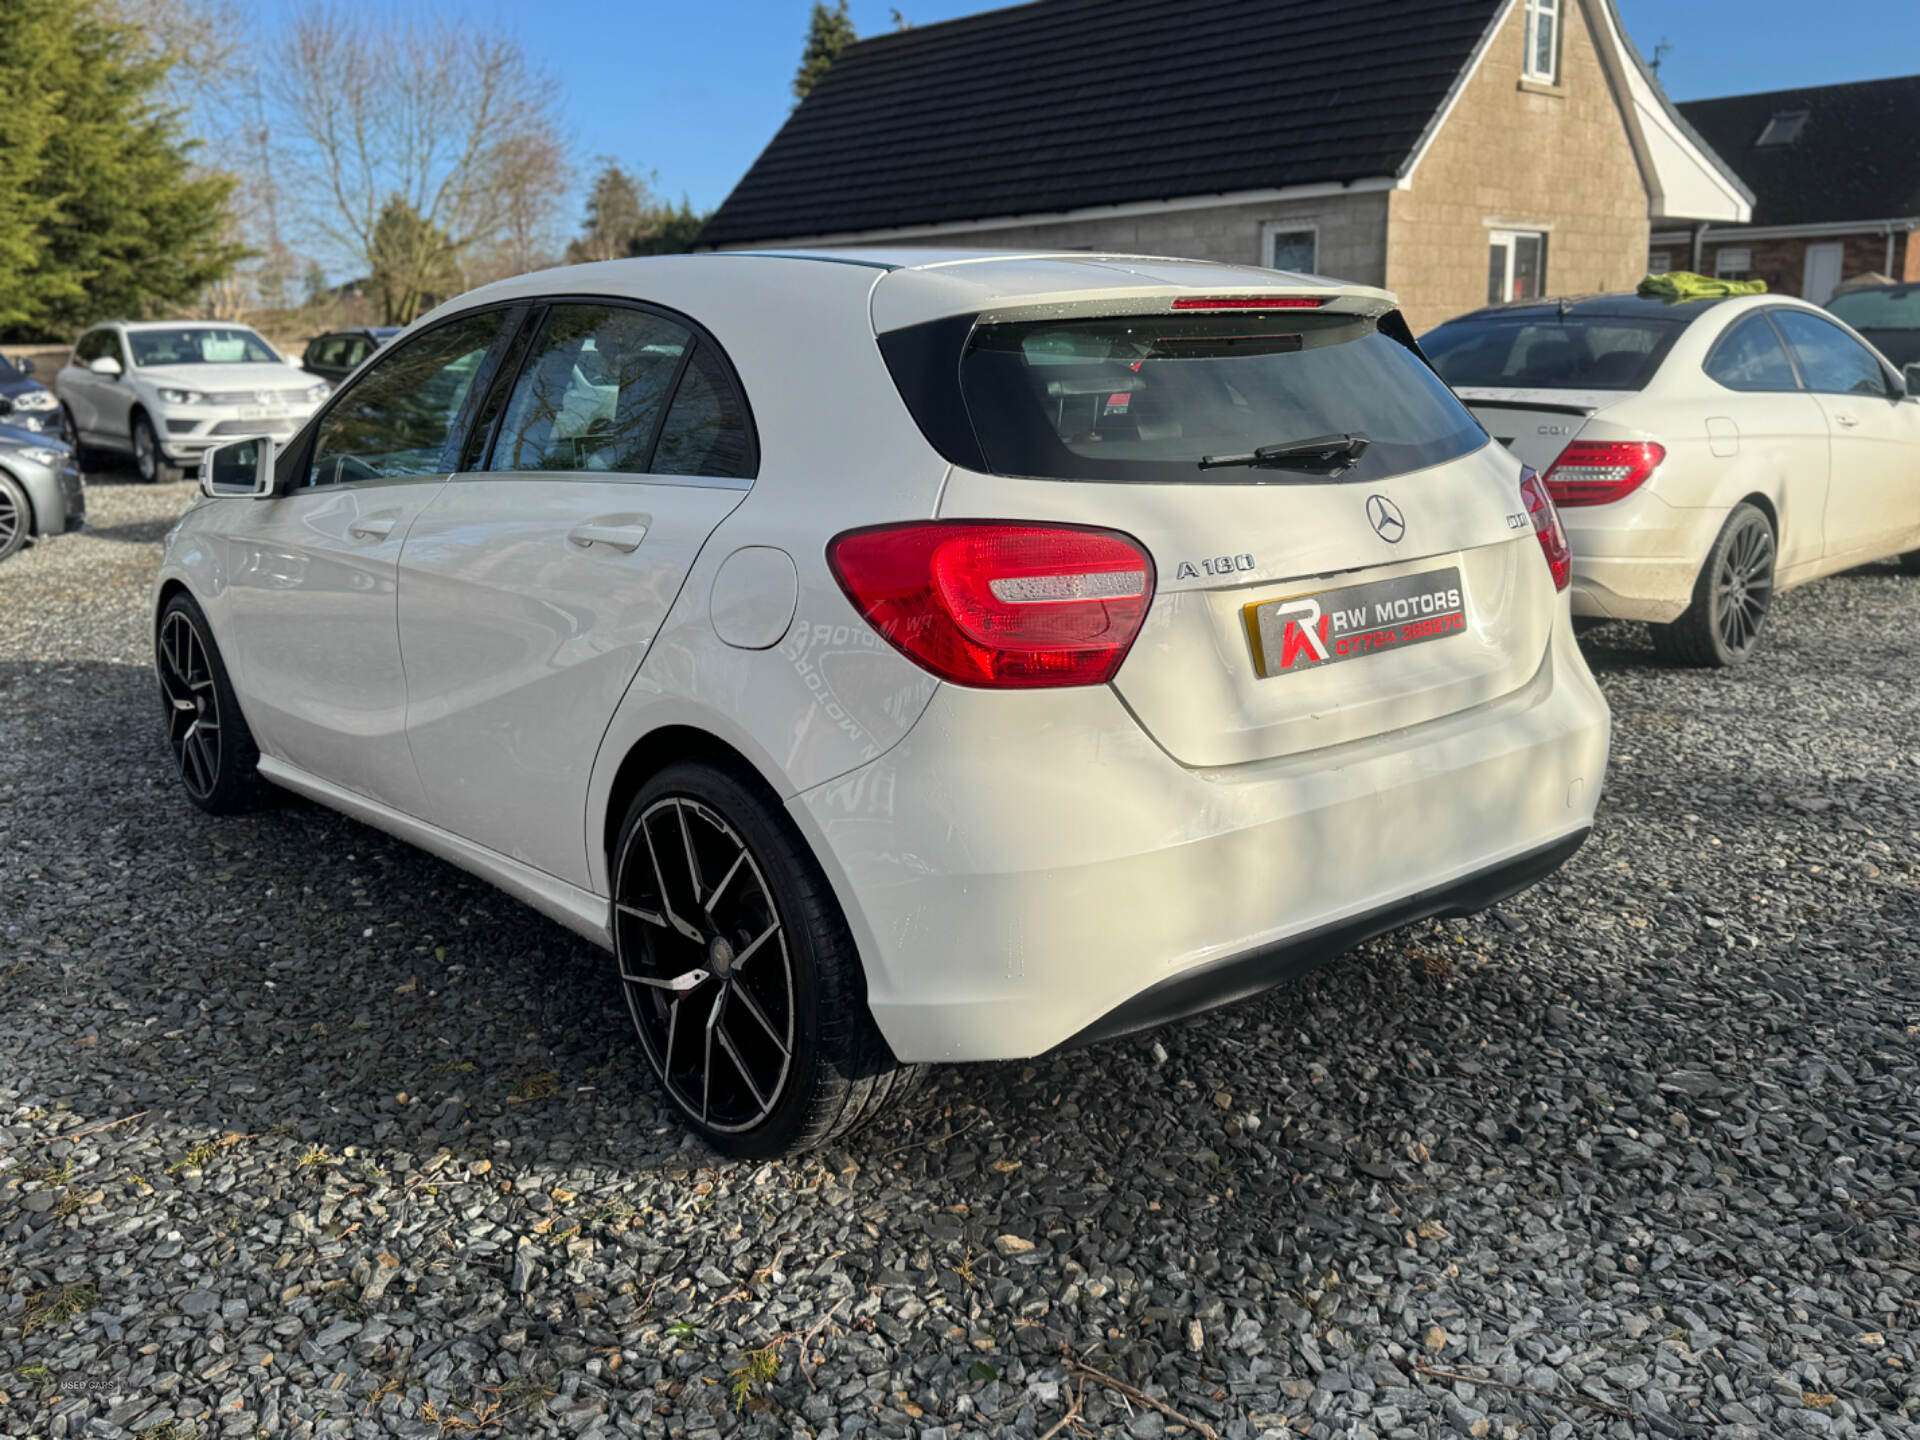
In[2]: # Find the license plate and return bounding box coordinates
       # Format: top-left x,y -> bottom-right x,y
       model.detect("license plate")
1245,566 -> 1466,678
237,406 -> 289,420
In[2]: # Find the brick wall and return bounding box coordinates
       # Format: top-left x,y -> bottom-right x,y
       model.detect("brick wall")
1384,0 -> 1652,333
838,190 -> 1393,288
1703,233 -> 1909,299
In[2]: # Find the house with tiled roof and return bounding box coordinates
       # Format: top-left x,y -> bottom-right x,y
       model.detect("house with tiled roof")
1664,75 -> 1920,304
702,0 -> 1751,329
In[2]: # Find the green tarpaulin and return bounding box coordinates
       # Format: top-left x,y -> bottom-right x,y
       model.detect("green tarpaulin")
1638,271 -> 1768,301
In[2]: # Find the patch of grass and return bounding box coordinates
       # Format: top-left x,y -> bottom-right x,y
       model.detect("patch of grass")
510,1071 -> 560,1102
15,1363 -> 52,1388
167,1132 -> 248,1175
951,1245 -> 978,1288
136,1423 -> 203,1440
22,1283 -> 97,1337
730,1344 -> 780,1412
418,1397 -> 502,1434
296,1145 -> 335,1171
433,1060 -> 477,1076
27,1159 -> 74,1186
483,1369 -> 558,1416
52,1188 -> 87,1220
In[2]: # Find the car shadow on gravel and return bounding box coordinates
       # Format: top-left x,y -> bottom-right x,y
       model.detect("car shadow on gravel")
83,517 -> 178,544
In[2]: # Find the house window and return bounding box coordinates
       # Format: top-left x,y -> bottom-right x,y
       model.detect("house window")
1488,230 -> 1548,303
1714,247 -> 1753,282
1523,0 -> 1560,84
1755,110 -> 1808,147
1648,249 -> 1672,273
1263,224 -> 1318,275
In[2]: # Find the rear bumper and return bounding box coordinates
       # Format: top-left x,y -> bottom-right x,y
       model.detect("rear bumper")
791,611 -> 1610,1062
1561,493 -> 1724,624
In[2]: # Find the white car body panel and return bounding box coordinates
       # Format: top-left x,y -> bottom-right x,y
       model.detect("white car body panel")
1449,295 -> 1920,624
156,249 -> 1611,1065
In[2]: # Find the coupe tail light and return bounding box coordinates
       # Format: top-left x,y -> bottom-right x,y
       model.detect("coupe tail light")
1518,468 -> 1572,592
1541,440 -> 1666,506
827,521 -> 1155,688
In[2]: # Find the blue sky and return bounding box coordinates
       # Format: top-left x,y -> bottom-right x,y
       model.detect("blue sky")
244,0 -> 1920,224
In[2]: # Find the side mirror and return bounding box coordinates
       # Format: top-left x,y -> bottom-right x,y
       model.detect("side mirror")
201,436 -> 277,498
15,357 -> 34,376
1904,362 -> 1920,397
88,355 -> 123,378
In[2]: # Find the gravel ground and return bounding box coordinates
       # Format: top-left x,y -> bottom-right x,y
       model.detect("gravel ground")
2,476 -> 1917,1440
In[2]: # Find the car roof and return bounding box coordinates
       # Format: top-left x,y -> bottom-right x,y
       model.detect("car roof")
1433,293 -> 1746,326
115,319 -> 263,331
431,248 -> 1402,336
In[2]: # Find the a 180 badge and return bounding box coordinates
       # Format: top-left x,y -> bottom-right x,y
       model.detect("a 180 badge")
1244,566 -> 1467,678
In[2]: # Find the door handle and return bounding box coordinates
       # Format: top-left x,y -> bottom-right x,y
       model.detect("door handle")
1834,413 -> 1860,428
568,521 -> 649,553
348,513 -> 397,540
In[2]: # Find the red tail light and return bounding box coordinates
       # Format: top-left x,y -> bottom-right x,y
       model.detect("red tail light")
1170,295 -> 1326,310
1519,468 -> 1572,592
827,522 -> 1155,688
1541,440 -> 1666,507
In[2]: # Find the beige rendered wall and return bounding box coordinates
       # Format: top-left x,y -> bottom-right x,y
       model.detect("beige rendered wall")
1385,0 -> 1652,333
829,190 -> 1394,288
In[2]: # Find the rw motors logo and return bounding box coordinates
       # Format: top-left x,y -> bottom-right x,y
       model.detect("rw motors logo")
1270,597 -> 1332,669
1246,566 -> 1468,679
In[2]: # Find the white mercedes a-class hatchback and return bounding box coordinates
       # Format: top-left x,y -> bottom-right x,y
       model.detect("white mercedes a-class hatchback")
155,251 -> 1610,1155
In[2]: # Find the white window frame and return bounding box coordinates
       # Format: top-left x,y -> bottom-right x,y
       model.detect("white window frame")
1523,0 -> 1561,84
1714,246 -> 1753,281
1648,249 -> 1672,273
1488,229 -> 1549,304
1259,220 -> 1319,276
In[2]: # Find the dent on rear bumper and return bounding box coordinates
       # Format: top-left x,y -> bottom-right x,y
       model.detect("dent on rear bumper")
790,615 -> 1610,1063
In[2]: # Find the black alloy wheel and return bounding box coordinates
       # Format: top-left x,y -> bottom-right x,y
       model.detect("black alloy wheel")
611,762 -> 918,1156
154,593 -> 265,813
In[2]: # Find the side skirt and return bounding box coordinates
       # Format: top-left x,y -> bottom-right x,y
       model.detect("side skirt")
255,755 -> 614,951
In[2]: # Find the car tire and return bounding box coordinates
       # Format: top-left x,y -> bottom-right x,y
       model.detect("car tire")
1649,502 -> 1776,668
59,405 -> 95,470
1898,550 -> 1920,576
131,412 -> 179,484
156,591 -> 268,814
0,470 -> 31,562
611,760 -> 920,1158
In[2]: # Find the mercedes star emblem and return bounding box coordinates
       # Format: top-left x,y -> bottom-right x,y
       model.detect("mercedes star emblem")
1366,494 -> 1406,544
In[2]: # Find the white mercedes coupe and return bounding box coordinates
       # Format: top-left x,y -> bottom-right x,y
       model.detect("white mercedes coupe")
155,251 -> 1610,1155
1425,293 -> 1920,666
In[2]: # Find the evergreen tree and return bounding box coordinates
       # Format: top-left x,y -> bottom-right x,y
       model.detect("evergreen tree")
565,161 -> 652,264
793,0 -> 857,102
629,200 -> 710,257
0,0 -> 243,339
369,196 -> 459,325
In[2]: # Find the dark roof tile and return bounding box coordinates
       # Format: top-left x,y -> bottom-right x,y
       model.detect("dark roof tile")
702,0 -> 1504,246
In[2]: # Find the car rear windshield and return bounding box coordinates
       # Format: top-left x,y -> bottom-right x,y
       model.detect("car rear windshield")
883,310 -> 1485,485
1826,287 -> 1920,329
1422,314 -> 1686,391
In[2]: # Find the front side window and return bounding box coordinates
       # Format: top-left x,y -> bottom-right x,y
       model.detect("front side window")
490,304 -> 692,474
1424,314 -> 1686,391
1771,310 -> 1890,397
128,327 -> 280,367
76,330 -> 120,365
1704,313 -> 1800,392
308,310 -> 506,486
1523,0 -> 1560,82
1266,227 -> 1317,275
924,310 -> 1484,486
1488,231 -> 1547,304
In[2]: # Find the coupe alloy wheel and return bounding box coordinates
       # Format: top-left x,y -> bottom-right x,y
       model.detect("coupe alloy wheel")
614,796 -> 796,1134
158,610 -> 221,799
0,482 -> 20,557
1713,512 -> 1775,657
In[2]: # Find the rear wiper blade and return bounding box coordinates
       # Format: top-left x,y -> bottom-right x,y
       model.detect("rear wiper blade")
1199,433 -> 1370,472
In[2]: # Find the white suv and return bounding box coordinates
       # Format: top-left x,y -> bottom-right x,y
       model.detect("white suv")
57,321 -> 331,483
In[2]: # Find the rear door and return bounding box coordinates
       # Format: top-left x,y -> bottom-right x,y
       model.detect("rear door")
915,303 -> 1554,769
1772,309 -> 1920,565
220,307 -> 512,812
396,299 -> 755,886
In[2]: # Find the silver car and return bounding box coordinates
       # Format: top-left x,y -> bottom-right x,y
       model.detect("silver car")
0,422 -> 84,563
56,321 -> 330,483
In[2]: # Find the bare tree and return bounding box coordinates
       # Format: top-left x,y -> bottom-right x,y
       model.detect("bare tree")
272,9 -> 571,321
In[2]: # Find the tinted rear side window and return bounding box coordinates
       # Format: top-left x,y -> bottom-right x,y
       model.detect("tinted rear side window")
887,311 -> 1485,485
1423,316 -> 1685,391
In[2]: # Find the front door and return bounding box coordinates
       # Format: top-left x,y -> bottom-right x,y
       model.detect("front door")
398,300 -> 757,886
1802,243 -> 1845,307
220,308 -> 512,813
1772,308 -> 1920,566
